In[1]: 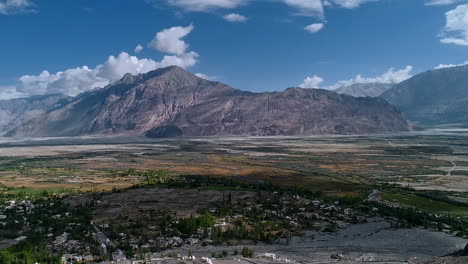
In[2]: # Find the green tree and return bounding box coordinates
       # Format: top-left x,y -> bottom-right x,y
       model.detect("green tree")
242,247 -> 254,258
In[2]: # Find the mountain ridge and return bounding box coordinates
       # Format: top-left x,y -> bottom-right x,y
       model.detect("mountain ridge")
6,66 -> 410,137
335,83 -> 394,97
381,64 -> 468,124
0,94 -> 71,134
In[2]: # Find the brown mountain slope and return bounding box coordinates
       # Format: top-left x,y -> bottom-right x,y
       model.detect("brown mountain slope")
148,87 -> 409,137
6,66 -> 409,137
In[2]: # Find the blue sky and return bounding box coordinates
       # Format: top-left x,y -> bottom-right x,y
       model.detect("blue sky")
1,0 -> 468,98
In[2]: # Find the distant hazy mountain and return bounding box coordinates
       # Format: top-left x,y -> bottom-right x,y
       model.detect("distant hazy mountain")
381,64 -> 468,124
6,66 -> 409,137
0,94 -> 70,134
335,83 -> 394,97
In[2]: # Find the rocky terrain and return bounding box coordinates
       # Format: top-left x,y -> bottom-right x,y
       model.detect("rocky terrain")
381,64 -> 468,124
0,94 -> 70,134
163,218 -> 467,264
6,66 -> 409,137
148,86 -> 409,137
335,83 -> 393,97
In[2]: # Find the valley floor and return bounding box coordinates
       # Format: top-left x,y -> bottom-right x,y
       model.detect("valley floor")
0,127 -> 467,263
162,218 -> 467,263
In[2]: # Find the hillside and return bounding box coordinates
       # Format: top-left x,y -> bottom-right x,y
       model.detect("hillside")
381,65 -> 468,124
0,94 -> 70,134
335,83 -> 394,97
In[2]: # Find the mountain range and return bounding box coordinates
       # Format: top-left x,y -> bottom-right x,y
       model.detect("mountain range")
0,94 -> 70,133
335,83 -> 394,97
381,64 -> 468,124
4,66 -> 409,137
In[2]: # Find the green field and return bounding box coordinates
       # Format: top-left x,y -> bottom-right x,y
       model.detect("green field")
381,192 -> 468,215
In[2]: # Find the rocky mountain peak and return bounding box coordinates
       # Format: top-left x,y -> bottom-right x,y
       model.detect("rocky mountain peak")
120,73 -> 136,84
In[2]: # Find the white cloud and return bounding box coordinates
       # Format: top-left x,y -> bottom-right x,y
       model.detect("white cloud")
134,44 -> 143,54
151,0 -> 376,15
2,25 -> 199,98
299,66 -> 413,91
283,0 -> 324,17
149,0 -> 379,26
149,24 -> 194,55
96,53 -> 161,81
18,67 -> 108,96
152,0 -> 246,11
159,51 -> 199,69
195,73 -> 216,80
0,86 -> 26,99
440,37 -> 468,45
440,4 -> 468,45
0,0 -> 35,15
223,13 -> 247,22
326,66 -> 413,89
15,51 -> 199,97
425,0 -> 462,6
304,23 -> 324,33
434,60 -> 468,69
299,75 -> 324,88
332,0 -> 378,9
